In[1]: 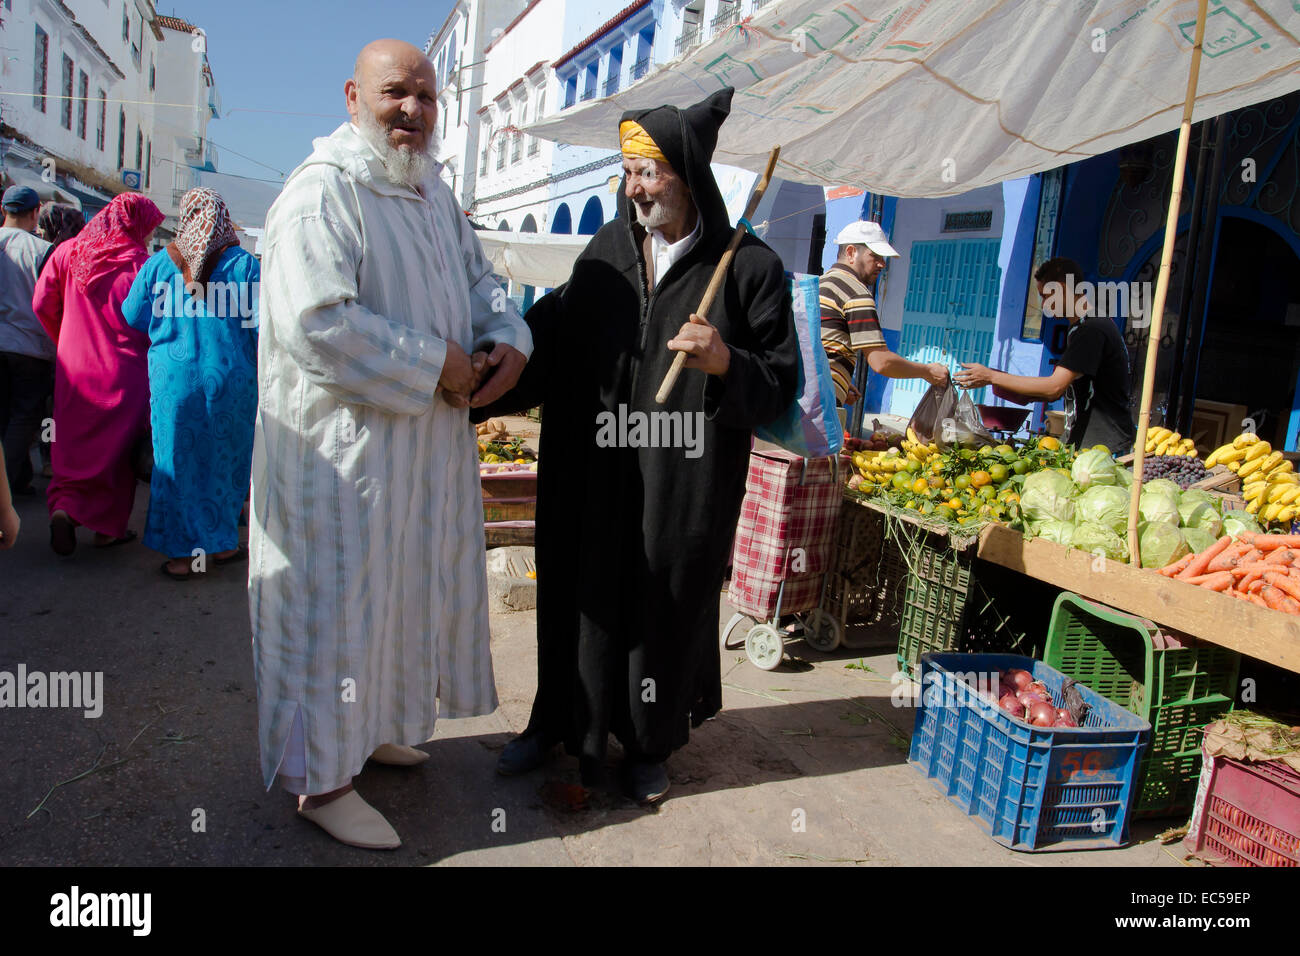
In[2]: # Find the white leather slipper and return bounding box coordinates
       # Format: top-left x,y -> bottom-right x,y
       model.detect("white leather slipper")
297,790 -> 401,849
369,743 -> 430,766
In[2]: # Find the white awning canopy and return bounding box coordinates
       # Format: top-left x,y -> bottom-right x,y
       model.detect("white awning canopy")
527,0 -> 1300,197
477,230 -> 592,287
1,162 -> 83,210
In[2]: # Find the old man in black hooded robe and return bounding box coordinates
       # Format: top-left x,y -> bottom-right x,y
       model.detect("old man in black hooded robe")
478,88 -> 798,802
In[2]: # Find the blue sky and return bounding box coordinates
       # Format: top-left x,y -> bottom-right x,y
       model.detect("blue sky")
165,0 -> 455,185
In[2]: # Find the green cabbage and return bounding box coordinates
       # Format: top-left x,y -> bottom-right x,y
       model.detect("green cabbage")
1137,520 -> 1190,569
1181,526 -> 1218,555
1071,448 -> 1120,489
1143,479 -> 1183,499
1178,488 -> 1217,512
1179,500 -> 1224,537
1140,488 -> 1181,526
1076,485 -> 1131,533
1021,470 -> 1077,524
1222,510 -> 1261,538
1072,520 -> 1129,562
1030,518 -> 1076,547
1115,466 -> 1135,489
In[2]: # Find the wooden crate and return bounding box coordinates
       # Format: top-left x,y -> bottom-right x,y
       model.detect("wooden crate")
976,523 -> 1300,673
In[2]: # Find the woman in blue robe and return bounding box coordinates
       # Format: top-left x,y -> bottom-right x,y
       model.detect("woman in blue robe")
122,188 -> 259,579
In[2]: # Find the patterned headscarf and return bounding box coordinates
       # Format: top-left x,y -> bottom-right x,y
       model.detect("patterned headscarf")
38,203 -> 86,249
68,192 -> 164,294
169,187 -> 239,285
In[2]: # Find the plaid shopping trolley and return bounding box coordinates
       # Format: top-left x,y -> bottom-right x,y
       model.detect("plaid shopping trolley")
724,448 -> 844,669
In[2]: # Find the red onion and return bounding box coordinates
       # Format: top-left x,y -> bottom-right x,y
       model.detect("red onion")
1028,700 -> 1055,726
1053,712 -> 1078,728
1017,689 -> 1048,707
1026,681 -> 1050,699
1005,669 -> 1033,692
998,694 -> 1026,719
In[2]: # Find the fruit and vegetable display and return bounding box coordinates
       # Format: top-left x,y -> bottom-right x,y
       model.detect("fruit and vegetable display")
1158,532 -> 1300,614
476,418 -> 538,468
1012,449 -> 1261,565
844,430 -> 1074,528
1201,433 -> 1299,527
1142,426 -> 1199,458
1141,454 -> 1208,489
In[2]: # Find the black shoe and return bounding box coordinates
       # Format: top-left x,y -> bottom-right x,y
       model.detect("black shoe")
496,733 -> 555,776
621,760 -> 670,804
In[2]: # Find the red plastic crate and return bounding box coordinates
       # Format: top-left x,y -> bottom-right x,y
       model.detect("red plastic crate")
1185,746 -> 1300,867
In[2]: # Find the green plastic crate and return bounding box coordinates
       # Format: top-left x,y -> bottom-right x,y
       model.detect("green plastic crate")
1044,593 -> 1240,819
896,533 -> 975,681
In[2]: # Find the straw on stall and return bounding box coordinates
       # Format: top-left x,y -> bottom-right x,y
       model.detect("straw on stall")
1127,0 -> 1209,566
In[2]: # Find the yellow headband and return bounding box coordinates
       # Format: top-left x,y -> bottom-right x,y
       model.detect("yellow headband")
619,120 -> 667,162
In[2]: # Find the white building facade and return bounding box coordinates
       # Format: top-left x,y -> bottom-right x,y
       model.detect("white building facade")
0,0 -> 220,229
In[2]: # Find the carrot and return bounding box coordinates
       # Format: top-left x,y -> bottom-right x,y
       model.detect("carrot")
1159,554 -> 1195,577
1176,536 -> 1233,580
1264,571 -> 1300,603
1186,571 -> 1233,591
1248,578 -> 1267,593
1252,535 -> 1300,551
1241,548 -> 1265,565
1230,561 -> 1270,576
1235,568 -> 1267,591
1263,548 -> 1297,566
1261,585 -> 1300,614
1248,593 -> 1271,609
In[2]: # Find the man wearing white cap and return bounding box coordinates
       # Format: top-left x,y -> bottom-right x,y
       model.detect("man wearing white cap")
820,220 -> 947,406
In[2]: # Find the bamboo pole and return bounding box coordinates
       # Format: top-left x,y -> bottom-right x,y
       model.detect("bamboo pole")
1127,0 -> 1209,566
654,146 -> 781,404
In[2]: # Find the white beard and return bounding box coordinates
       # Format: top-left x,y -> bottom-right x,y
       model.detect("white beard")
633,174 -> 685,231
356,102 -> 437,189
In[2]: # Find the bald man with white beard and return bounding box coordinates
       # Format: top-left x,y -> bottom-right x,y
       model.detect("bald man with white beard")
248,39 -> 532,849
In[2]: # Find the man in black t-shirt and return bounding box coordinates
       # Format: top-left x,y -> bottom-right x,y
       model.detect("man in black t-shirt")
954,257 -> 1136,453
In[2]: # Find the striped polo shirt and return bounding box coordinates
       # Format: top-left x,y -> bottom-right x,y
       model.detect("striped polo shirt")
819,262 -> 886,404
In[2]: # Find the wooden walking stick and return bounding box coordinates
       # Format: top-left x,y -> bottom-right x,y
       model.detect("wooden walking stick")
1126,0 -> 1208,566
654,145 -> 781,405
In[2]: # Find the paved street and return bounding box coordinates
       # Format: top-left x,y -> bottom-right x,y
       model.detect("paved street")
0,476 -> 1187,867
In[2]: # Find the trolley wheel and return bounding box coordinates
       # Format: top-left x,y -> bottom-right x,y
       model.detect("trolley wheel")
721,612 -> 755,651
745,623 -> 784,671
801,608 -> 843,652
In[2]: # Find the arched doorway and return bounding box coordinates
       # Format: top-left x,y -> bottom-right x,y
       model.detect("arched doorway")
498,220 -> 511,231
551,203 -> 571,234
518,214 -> 539,310
578,195 -> 603,235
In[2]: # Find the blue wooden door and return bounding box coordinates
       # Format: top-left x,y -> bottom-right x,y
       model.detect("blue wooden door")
890,238 -> 1002,419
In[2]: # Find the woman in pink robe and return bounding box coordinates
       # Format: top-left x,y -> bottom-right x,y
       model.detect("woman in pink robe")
32,193 -> 164,554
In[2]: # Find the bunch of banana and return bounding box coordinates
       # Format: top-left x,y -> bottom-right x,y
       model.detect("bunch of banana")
1143,427 -> 1197,457
852,448 -> 906,482
1207,434 -> 1293,483
900,427 -> 941,464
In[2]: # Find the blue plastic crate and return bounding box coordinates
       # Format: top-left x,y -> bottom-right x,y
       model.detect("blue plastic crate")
909,652 -> 1151,852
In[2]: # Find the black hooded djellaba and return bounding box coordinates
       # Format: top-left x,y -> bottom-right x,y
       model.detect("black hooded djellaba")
480,88 -> 799,764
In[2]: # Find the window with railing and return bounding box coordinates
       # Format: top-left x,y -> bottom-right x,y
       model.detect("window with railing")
145,139 -> 151,188
528,92 -> 543,156
117,108 -> 125,169
77,71 -> 88,139
135,128 -> 142,171
581,63 -> 597,102
480,134 -> 489,176
33,26 -> 48,112
631,57 -> 650,82
61,55 -> 73,130
750,0 -> 774,10
711,1 -> 740,31
511,130 -> 521,164
496,118 -> 507,169
603,74 -> 620,96
564,76 -> 577,109
675,26 -> 700,55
